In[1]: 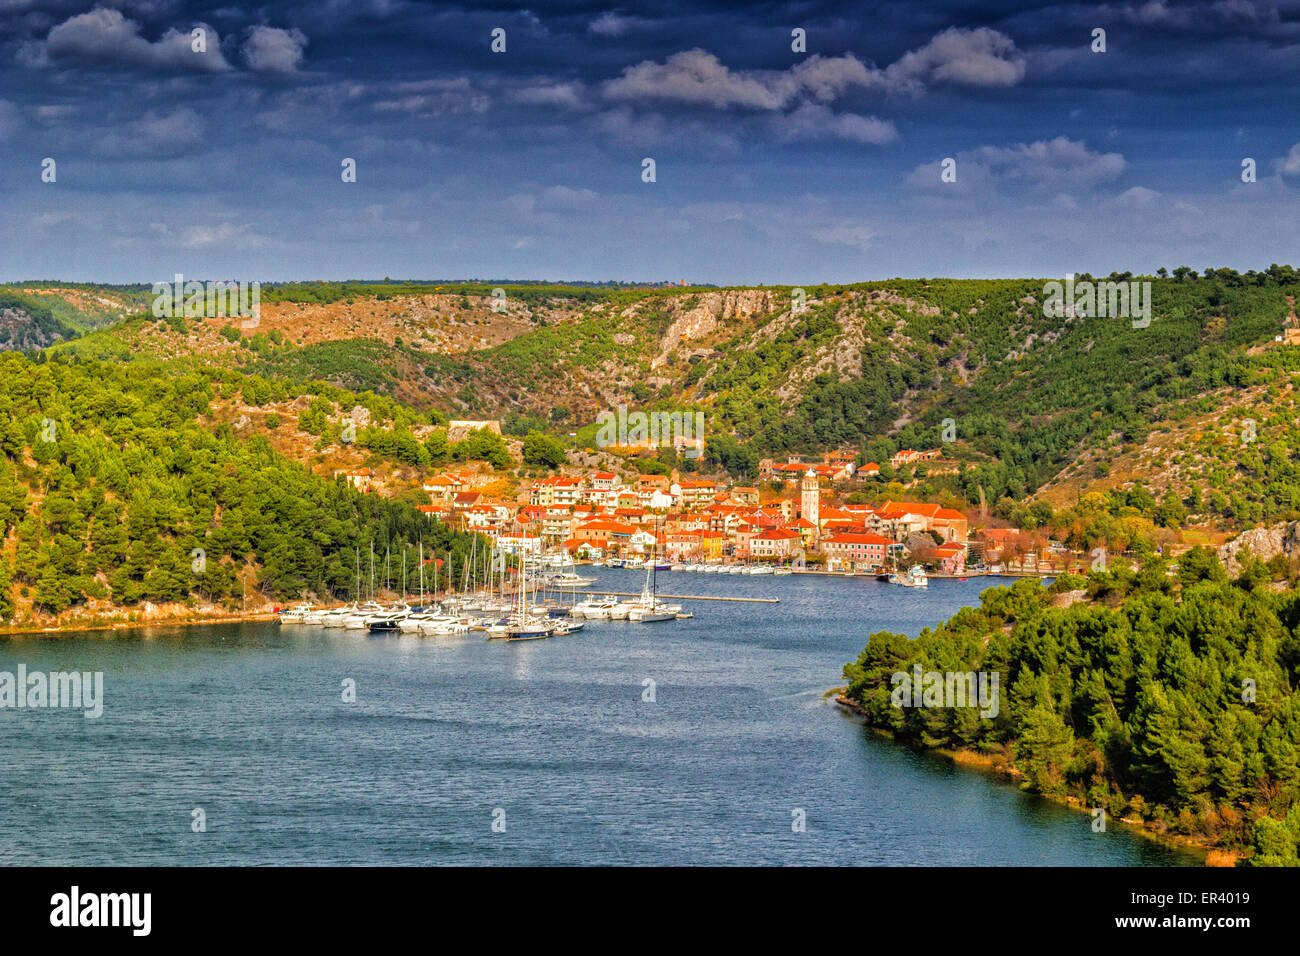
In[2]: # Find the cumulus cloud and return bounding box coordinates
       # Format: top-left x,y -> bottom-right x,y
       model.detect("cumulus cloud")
971,137 -> 1125,186
605,48 -> 796,110
774,103 -> 898,145
906,138 -> 1125,192
884,27 -> 1026,93
603,29 -> 1024,112
242,26 -> 308,73
28,9 -> 230,71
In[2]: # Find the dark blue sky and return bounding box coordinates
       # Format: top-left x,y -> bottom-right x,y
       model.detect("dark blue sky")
1,1 -> 1297,283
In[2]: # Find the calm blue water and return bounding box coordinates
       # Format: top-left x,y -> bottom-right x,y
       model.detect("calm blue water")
0,570 -> 1196,865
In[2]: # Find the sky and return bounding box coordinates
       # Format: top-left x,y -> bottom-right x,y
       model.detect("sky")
0,0 -> 1297,284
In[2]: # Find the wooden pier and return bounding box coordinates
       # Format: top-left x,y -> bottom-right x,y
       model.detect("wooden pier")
553,590 -> 778,604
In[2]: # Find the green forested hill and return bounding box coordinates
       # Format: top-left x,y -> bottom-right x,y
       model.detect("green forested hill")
842,552 -> 1300,865
33,266 -> 1300,535
0,351 -> 487,627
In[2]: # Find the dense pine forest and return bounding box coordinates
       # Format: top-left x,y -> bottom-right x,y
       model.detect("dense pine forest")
841,551 -> 1300,866
0,351 -> 487,625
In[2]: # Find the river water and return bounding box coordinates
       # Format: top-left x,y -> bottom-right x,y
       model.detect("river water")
0,570 -> 1197,865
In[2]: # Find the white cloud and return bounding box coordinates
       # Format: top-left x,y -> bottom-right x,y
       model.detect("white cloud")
97,107 -> 206,158
242,26 -> 308,73
176,222 -> 269,249
884,27 -> 1025,95
374,78 -> 489,115
603,28 -> 1023,114
904,138 -> 1125,195
605,48 -> 793,110
537,186 -> 599,210
32,9 -> 229,71
1114,186 -> 1161,208
812,223 -> 874,250
511,82 -> 587,109
589,12 -> 643,37
1280,142 -> 1300,176
774,103 -> 898,145
970,137 -> 1126,187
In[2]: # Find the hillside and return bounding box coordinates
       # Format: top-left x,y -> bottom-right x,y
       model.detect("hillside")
0,351 -> 489,631
0,289 -> 77,351
47,270 -> 1300,523
841,556 -> 1300,865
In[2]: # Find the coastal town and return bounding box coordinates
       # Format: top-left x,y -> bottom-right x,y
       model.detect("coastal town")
343,435 -> 1077,578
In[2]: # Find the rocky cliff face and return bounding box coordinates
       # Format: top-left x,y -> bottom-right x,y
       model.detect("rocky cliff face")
0,306 -> 69,352
651,289 -> 776,368
1218,521 -> 1300,574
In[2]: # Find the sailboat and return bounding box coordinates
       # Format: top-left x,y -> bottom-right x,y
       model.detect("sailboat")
503,555 -> 557,640
620,524 -> 681,623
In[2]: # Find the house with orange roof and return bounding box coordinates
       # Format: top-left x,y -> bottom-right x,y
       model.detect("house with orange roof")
823,532 -> 892,572
422,473 -> 464,499
574,518 -> 636,550
931,507 -> 970,543
416,502 -> 451,522
699,528 -> 726,561
750,527 -> 801,560
788,516 -> 817,549
673,479 -> 716,507
933,542 -> 967,574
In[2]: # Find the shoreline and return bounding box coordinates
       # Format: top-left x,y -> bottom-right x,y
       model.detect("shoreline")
2,608 -> 281,638
829,690 -> 1236,867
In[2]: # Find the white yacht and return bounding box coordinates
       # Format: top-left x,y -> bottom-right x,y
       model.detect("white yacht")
548,570 -> 596,588
320,604 -> 356,627
277,602 -> 316,624
343,602 -> 385,629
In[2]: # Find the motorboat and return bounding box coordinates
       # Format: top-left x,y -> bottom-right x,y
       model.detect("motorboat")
893,565 -> 929,588
547,571 -> 597,588
344,602 -> 386,629
367,604 -> 411,632
277,602 -> 316,624
320,604 -> 357,627
420,615 -> 470,635
575,596 -> 623,620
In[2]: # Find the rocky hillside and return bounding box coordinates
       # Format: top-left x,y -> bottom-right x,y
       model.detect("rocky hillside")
0,290 -> 76,351
44,270 -> 1300,521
